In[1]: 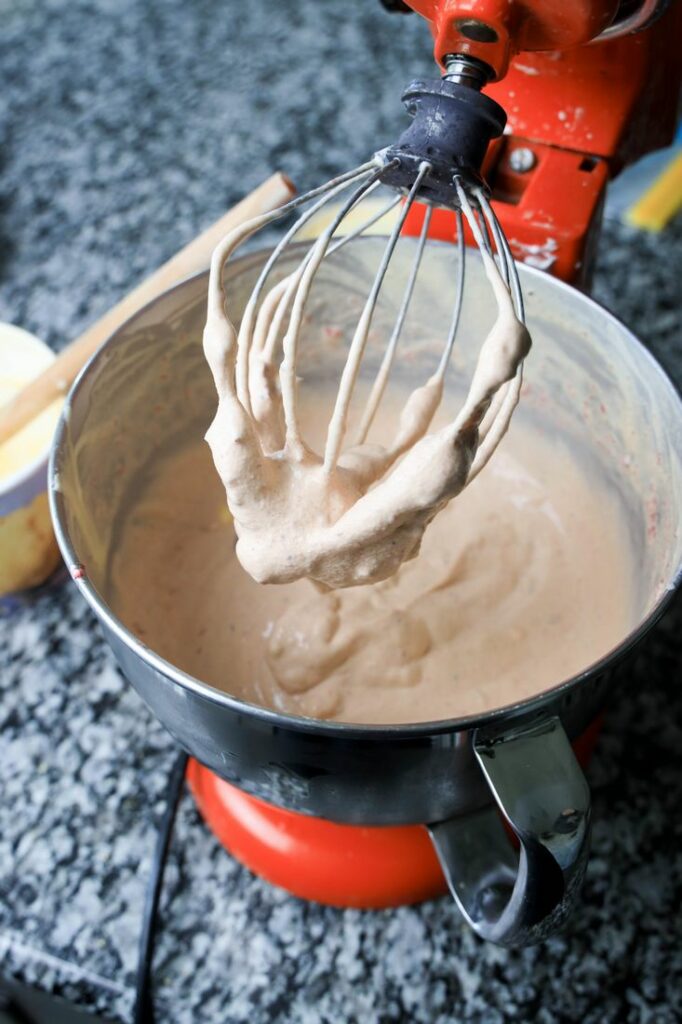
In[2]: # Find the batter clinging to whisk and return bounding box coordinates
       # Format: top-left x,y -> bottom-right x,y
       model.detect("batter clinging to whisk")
203,64 -> 530,589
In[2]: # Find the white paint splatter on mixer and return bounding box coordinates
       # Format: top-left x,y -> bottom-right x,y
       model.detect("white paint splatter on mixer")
514,63 -> 540,76
510,236 -> 559,271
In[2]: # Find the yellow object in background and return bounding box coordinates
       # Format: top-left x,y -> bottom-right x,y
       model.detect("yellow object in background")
0,326 -> 62,482
296,193 -> 401,241
0,323 -> 63,595
626,149 -> 682,233
0,492 -> 60,594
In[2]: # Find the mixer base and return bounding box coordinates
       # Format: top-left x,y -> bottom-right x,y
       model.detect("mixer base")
186,719 -> 602,909
186,760 -> 447,908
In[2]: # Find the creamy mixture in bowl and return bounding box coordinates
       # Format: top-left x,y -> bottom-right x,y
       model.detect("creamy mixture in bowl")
107,387 -> 635,725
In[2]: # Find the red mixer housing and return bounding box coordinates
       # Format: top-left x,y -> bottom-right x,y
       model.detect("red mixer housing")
191,0 -> 681,907
402,0 -> 681,284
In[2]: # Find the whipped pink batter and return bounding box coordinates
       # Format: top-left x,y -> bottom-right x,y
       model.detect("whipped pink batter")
108,392 -> 635,724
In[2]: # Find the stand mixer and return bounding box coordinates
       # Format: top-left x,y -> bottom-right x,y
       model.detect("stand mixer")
49,0 -> 682,957
196,0 -> 682,918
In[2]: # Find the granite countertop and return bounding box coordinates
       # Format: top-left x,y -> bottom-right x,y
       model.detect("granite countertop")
1,1 -> 681,1022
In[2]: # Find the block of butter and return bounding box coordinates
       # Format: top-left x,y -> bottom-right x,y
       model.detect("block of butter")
0,323 -> 64,595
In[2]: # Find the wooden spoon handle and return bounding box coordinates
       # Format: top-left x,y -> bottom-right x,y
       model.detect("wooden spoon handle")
0,171 -> 295,446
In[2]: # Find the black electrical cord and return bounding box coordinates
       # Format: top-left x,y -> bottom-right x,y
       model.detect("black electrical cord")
0,991 -> 40,1024
133,750 -> 189,1024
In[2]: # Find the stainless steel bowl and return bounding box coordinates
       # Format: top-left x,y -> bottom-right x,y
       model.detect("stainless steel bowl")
50,239 -> 682,945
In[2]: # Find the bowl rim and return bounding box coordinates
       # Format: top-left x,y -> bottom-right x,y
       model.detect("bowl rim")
48,243 -> 682,739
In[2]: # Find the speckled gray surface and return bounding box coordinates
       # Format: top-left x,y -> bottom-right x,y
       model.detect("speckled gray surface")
1,1 -> 681,1022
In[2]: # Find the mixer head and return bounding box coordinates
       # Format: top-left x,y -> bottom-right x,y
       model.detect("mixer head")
375,0 -> 672,211
374,0 -> 682,285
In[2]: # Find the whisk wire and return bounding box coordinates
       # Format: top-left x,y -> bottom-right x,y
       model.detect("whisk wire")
323,161 -> 432,473
356,202 -> 433,445
237,164 -> 379,413
475,188 -> 524,321
327,194 -> 403,258
476,191 -> 510,289
436,206 -> 466,381
256,178 -> 384,364
279,164 -> 391,448
256,186 -> 400,371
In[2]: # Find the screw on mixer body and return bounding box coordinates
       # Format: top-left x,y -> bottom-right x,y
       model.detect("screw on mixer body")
508,148 -> 537,174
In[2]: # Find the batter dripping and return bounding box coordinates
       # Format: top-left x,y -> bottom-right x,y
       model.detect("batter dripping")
203,207 -> 530,589
108,393 -> 635,725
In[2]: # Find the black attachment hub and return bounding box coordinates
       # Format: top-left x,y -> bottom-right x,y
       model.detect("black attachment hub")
378,77 -> 507,209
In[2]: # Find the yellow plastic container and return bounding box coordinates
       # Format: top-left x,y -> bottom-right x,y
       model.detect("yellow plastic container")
0,323 -> 64,596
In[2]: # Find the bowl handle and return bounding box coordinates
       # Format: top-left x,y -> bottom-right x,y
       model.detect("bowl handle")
427,716 -> 591,946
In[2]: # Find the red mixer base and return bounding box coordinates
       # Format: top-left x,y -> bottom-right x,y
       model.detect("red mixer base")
186,759 -> 447,908
186,718 -> 603,909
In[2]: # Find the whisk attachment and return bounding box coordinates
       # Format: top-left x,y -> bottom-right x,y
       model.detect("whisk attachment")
201,51 -> 532,589
203,148 -> 530,588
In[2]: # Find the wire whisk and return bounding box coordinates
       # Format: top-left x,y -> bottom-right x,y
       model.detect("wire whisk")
202,157 -> 530,588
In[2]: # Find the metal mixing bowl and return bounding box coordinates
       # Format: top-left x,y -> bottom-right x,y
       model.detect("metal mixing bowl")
49,239 -> 682,944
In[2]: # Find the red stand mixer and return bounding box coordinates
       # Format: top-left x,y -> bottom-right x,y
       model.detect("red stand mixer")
186,0 -> 681,911
50,0 -> 682,952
